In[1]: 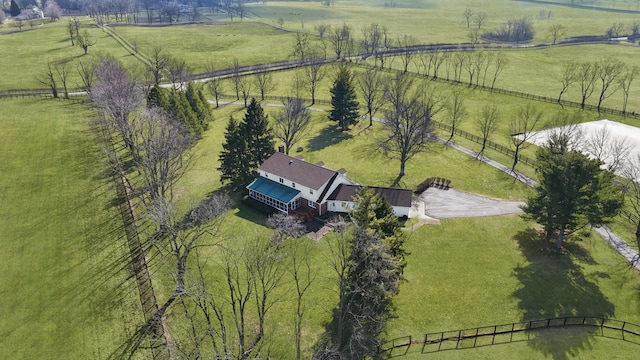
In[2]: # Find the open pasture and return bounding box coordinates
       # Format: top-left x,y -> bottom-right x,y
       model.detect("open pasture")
0,19 -> 138,91
0,98 -> 143,359
111,22 -> 299,73
246,0 -> 640,43
3,0 -> 640,358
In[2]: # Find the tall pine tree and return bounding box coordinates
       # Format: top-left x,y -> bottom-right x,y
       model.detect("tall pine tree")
185,81 -> 212,131
218,116 -> 251,188
329,65 -> 360,131
241,98 -> 275,170
147,84 -> 169,109
10,0 -> 21,17
169,89 -> 202,137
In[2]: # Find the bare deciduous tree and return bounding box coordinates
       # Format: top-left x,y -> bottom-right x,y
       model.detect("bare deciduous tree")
397,34 -> 416,73
254,71 -> 275,101
381,77 -> 440,178
490,51 -> 508,90
547,23 -> 566,44
584,124 -> 632,173
619,65 -> 638,115
232,58 -> 241,100
476,104 -> 499,159
558,60 -> 578,103
38,62 -> 58,98
463,7 -> 474,28
577,61 -> 598,109
91,59 -> 145,158
303,54 -> 326,105
67,20 -> 75,46
468,28 -> 481,47
76,30 -> 96,55
205,62 -> 223,108
509,104 -> 542,171
329,23 -> 353,59
238,75 -> 253,107
147,46 -> 169,85
473,11 -> 487,29
621,156 -> 640,253
446,88 -> 466,142
166,56 -> 191,89
315,24 -> 330,39
292,32 -> 310,62
76,60 -> 95,94
273,97 -> 311,155
357,67 -> 385,127
55,62 -> 71,99
595,58 -> 623,112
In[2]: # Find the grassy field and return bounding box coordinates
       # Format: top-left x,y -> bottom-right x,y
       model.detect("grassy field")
3,0 -> 640,358
0,19 -> 139,90
247,0 -> 640,43
387,215 -> 640,358
111,22 -> 299,74
0,98 -> 143,359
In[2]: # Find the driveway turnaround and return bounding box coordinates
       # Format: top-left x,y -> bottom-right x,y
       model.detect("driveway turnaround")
418,187 -> 524,219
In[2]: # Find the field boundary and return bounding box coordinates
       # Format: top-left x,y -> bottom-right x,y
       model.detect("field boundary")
379,317 -> 640,357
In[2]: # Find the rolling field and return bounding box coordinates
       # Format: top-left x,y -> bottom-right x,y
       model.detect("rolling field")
3,0 -> 640,358
0,98 -> 143,359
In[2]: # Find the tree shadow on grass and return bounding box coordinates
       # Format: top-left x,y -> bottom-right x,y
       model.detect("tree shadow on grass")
512,228 -> 615,360
307,125 -> 353,152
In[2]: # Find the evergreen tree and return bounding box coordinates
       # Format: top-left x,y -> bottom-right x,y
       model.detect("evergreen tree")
10,0 -> 21,17
350,188 -> 408,273
241,98 -> 275,170
522,139 -> 623,249
169,89 -> 202,137
218,116 -> 251,188
147,84 -> 169,109
185,81 -> 212,131
323,226 -> 401,358
329,65 -> 359,131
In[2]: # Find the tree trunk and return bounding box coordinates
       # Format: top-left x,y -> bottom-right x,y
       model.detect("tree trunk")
635,220 -> 640,251
399,160 -> 405,177
555,225 -> 565,249
511,145 -> 520,171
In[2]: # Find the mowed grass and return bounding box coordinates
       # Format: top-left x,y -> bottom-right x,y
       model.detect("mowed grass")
388,216 -> 640,359
0,98 -> 144,359
0,18 -> 139,90
247,0 -> 640,43
112,22 -> 299,74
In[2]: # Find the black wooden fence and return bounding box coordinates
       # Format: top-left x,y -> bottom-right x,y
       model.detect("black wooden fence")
379,317 -> 640,357
432,121 -> 537,167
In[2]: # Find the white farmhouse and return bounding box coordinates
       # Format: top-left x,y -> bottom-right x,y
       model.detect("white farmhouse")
247,152 -> 412,218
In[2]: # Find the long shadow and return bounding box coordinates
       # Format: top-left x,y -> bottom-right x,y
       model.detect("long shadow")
512,228 -> 615,360
307,125 -> 353,152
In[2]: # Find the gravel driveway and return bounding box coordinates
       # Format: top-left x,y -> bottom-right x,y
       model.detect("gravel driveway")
414,187 -> 525,219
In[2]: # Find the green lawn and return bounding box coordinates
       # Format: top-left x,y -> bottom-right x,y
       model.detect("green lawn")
112,22 -> 299,74
0,18 -> 139,91
0,98 -> 143,359
247,0 -> 640,43
388,216 -> 640,359
4,1 -> 640,358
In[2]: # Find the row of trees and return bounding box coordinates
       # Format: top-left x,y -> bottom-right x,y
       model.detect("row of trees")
557,58 -> 639,114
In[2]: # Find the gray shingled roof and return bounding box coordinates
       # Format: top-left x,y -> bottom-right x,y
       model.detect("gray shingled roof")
259,152 -> 338,190
327,184 -> 412,208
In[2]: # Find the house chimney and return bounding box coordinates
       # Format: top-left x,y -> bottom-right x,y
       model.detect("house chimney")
278,145 -> 285,153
